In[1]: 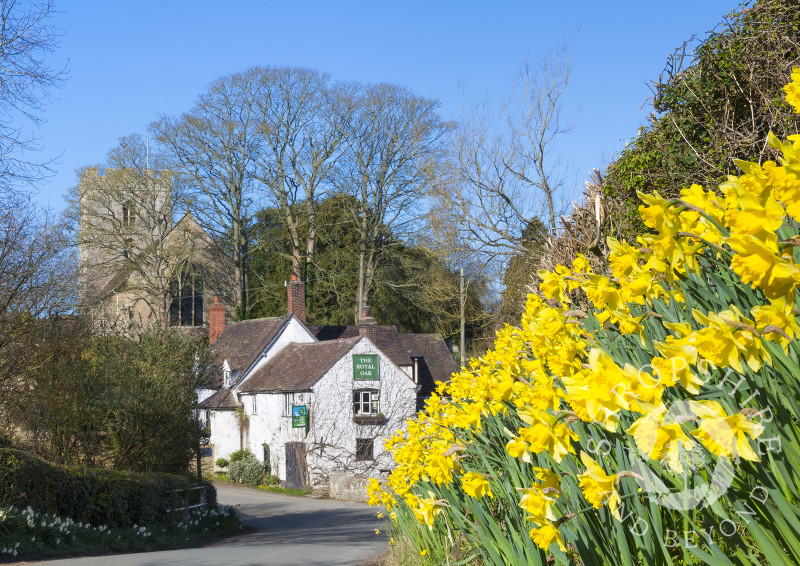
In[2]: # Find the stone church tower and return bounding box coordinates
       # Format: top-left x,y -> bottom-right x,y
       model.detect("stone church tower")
78,167 -> 235,334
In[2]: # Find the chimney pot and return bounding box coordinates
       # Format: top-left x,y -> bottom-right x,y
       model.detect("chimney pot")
287,275 -> 306,324
209,296 -> 226,344
359,304 -> 377,342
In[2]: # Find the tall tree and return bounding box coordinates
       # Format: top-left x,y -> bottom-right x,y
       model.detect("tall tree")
339,83 -> 451,320
0,0 -> 65,197
152,71 -> 261,317
252,66 -> 355,309
431,48 -> 573,279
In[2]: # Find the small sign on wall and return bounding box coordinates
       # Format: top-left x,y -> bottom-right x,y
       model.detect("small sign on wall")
353,354 -> 379,381
292,405 -> 308,428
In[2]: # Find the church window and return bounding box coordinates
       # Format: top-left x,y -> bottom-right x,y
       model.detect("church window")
170,265 -> 204,326
122,201 -> 135,227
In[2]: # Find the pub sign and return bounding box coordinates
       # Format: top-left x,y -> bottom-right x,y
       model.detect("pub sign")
292,405 -> 308,428
353,354 -> 379,381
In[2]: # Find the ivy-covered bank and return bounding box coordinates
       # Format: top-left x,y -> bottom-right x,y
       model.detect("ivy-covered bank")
369,72 -> 800,565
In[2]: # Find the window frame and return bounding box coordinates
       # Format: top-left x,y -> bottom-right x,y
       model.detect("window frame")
282,393 -> 295,417
355,438 -> 374,461
353,388 -> 379,416
169,265 -> 204,327
122,201 -> 135,227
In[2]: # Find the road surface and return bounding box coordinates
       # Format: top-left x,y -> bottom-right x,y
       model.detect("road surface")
32,484 -> 387,566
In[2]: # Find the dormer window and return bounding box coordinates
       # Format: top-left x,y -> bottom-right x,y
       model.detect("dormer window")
223,360 -> 232,387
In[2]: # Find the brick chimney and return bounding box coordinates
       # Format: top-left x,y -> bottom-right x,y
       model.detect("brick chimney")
209,296 -> 226,344
359,305 -> 377,343
287,274 -> 306,324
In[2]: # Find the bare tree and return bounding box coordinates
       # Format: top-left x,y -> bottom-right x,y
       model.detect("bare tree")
339,83 -> 451,320
0,0 -> 65,196
152,71 -> 261,316
0,194 -> 74,384
431,48 -> 573,275
251,67 -> 355,288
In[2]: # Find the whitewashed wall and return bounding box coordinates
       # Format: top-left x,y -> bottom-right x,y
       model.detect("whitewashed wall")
209,409 -> 241,468
306,337 -> 416,488
241,390 -> 311,482
209,336 -> 417,489
197,388 -> 216,404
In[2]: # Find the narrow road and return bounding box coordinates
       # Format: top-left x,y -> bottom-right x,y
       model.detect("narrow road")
33,484 -> 387,566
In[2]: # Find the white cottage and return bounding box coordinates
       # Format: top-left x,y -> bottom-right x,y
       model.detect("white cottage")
199,277 -> 457,490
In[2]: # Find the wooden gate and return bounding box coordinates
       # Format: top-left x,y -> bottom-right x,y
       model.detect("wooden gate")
284,442 -> 309,489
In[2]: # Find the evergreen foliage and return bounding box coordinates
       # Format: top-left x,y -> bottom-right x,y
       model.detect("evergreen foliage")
0,448 -> 211,528
604,0 -> 800,238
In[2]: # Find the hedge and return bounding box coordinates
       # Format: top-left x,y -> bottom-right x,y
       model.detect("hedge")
0,448 -> 216,528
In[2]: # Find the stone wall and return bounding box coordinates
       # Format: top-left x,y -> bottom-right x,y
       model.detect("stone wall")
329,471 -> 374,503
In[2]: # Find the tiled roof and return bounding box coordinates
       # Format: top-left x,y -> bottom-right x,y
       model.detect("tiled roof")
198,388 -> 242,409
239,337 -> 361,393
399,334 -> 458,395
309,325 -> 410,367
209,315 -> 292,388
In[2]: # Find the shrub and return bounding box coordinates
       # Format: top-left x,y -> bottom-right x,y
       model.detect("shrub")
228,448 -> 252,464
228,451 -> 263,486
215,458 -> 228,468
261,473 -> 279,486
0,448 -> 213,528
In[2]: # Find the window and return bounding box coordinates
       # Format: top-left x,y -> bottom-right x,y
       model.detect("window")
282,393 -> 295,417
356,438 -> 374,461
122,201 -> 135,227
223,368 -> 231,387
169,264 -> 203,326
251,395 -> 258,415
353,389 -> 379,415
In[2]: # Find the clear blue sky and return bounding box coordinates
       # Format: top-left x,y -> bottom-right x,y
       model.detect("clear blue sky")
31,0 -> 740,213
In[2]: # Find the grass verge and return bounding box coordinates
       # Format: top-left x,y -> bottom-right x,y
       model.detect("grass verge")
211,473 -> 312,497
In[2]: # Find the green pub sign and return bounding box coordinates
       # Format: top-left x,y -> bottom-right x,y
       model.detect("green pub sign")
291,405 -> 308,428
353,354 -> 379,381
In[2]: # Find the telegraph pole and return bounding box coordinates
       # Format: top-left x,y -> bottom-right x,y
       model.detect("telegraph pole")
460,267 -> 465,367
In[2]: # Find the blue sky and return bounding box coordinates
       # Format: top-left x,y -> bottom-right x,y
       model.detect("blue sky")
31,0 -> 739,212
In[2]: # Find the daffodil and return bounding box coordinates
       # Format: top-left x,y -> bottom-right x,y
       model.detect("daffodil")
784,66 -> 800,112
690,403 -> 764,462
412,493 -> 443,530
577,452 -> 621,520
727,232 -> 800,300
627,406 -> 695,472
530,521 -> 566,552
518,467 -> 561,525
461,471 -> 493,499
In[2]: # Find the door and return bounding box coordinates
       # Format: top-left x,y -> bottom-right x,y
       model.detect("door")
284,442 -> 309,489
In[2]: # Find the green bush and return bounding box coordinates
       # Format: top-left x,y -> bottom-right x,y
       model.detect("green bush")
228,451 -> 263,486
215,458 -> 228,468
0,448 -> 214,528
228,448 -> 252,464
261,473 -> 279,486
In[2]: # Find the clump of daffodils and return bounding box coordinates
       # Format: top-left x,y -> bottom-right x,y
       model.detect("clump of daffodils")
368,71 -> 800,565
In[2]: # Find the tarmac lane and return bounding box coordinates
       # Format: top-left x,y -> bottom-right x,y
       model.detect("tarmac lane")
29,484 -> 387,566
